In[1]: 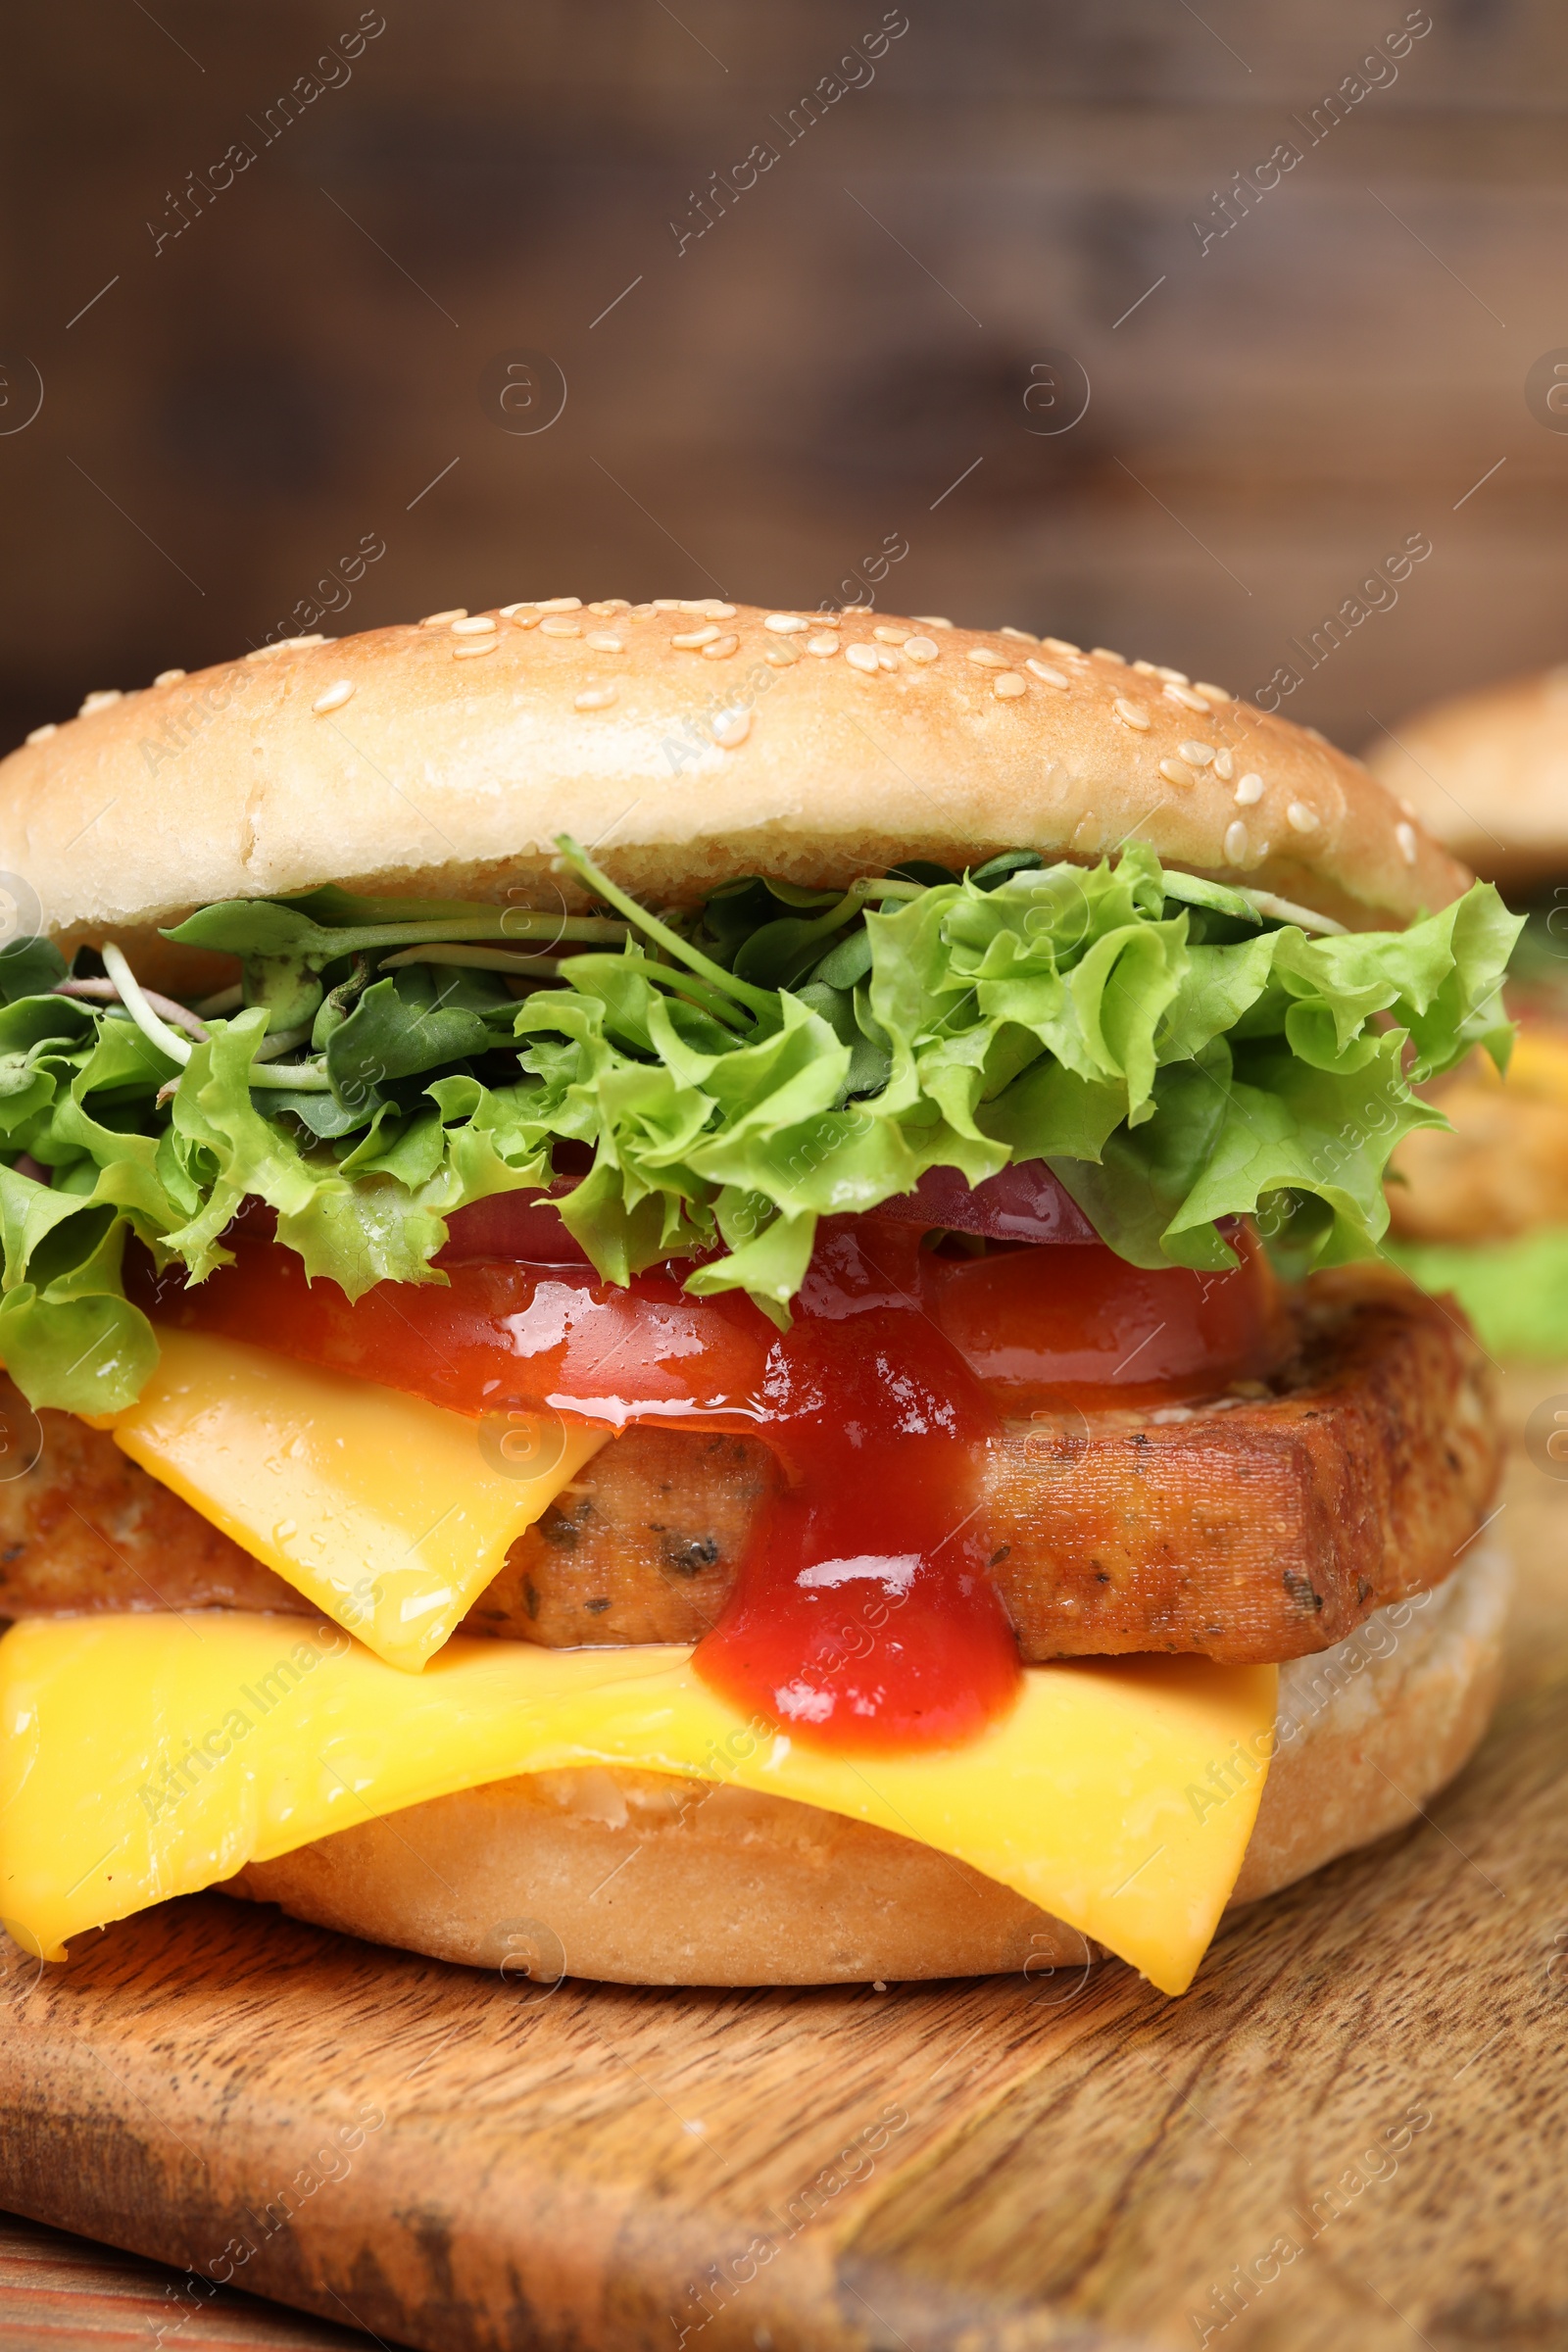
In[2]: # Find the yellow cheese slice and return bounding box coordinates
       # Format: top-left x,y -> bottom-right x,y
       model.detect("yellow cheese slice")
0,1611 -> 1276,1993
88,1330 -> 606,1671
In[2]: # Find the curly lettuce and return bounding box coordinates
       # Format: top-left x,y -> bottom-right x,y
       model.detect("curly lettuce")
0,844 -> 1521,1414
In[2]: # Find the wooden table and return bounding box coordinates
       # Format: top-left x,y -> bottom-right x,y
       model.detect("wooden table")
2,1357 -> 1565,2352
0,2209 -> 392,2347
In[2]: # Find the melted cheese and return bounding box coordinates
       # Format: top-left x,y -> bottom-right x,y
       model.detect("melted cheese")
0,1611 -> 1276,1993
88,1330 -> 606,1671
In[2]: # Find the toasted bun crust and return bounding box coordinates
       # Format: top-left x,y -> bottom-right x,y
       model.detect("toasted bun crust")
1365,667 -> 1568,888
5,603 -> 1466,942
228,1543 -> 1509,1985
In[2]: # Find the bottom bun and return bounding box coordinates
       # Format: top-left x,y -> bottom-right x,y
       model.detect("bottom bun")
229,1544 -> 1510,1985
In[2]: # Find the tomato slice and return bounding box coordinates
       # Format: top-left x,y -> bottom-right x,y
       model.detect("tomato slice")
130,1242 -> 773,1431
928,1226 -> 1284,1408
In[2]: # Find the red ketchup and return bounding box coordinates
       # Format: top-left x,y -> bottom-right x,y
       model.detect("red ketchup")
689,1218 -> 1019,1753
130,1167 -> 1280,1756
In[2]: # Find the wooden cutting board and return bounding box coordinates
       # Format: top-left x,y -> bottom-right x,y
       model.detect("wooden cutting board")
3,1365 -> 1566,2352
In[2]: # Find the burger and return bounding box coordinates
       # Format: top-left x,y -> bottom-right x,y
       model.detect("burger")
0,600 -> 1515,1998
1368,670 -> 1568,1356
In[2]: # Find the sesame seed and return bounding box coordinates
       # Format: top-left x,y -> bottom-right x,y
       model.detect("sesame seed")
1025,660 -> 1071,690
1158,757 -> 1193,787
675,599 -> 709,614
574,685 -> 617,710
1154,665 -> 1189,685
1091,647 -> 1126,664
1041,637 -> 1080,657
1396,820 -> 1419,865
911,614 -> 954,629
764,612 -> 809,634
672,625 -> 720,650
1397,797 -> 1418,820
965,648 -> 1009,669
453,638 -> 498,659
420,609 -> 466,627
540,616 -> 581,638
702,634 -> 740,660
877,649 -> 900,671
153,667 -> 186,688
1224,820 -> 1250,866
763,643 -> 800,666
1235,773 -> 1264,806
807,634 -> 842,658
628,603 -> 657,619
1303,725 -> 1330,746
873,625 -> 909,645
1195,682 -> 1231,703
1163,683 -> 1209,713
588,599 -> 630,616
845,643 -> 880,674
1000,625 -> 1040,643
711,708 -> 752,746
451,615 -> 498,636
312,679 -> 355,713
1178,740 -> 1216,766
281,635 -> 327,650
500,603 -> 537,618
1131,659 -> 1158,677
540,597 -> 582,612
1112,697 -> 1152,731
25,722 -> 56,745
1212,749 -> 1236,782
994,672 -> 1028,700
701,601 -> 737,619
1287,801 -> 1319,834
652,599 -> 684,612
78,689 -> 122,715
585,631 -> 626,653
901,636 -> 941,664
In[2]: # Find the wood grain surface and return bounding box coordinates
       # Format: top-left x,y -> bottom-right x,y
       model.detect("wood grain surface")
0,2210 -> 388,2348
1,1354 -> 1564,2352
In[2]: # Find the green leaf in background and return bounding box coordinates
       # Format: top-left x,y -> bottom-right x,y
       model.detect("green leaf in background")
1385,1223 -> 1568,1358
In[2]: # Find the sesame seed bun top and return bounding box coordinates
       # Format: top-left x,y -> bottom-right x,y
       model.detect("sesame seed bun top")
3,599 -> 1468,943
1365,667 -> 1568,892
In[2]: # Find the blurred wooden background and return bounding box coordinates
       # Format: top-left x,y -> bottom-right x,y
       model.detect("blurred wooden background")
2,0 -> 1566,763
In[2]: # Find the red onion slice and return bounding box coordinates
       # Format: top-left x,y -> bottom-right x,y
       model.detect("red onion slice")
439,1183 -> 593,1265
862,1160 -> 1099,1245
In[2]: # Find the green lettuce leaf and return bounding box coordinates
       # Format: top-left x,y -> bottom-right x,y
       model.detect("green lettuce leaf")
0,848 -> 1523,1412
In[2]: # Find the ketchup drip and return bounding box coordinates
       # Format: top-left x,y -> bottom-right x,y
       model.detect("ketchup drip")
693,1220 -> 1019,1752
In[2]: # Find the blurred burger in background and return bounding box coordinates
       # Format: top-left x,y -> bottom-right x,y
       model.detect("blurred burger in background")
1368,670 -> 1568,1359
